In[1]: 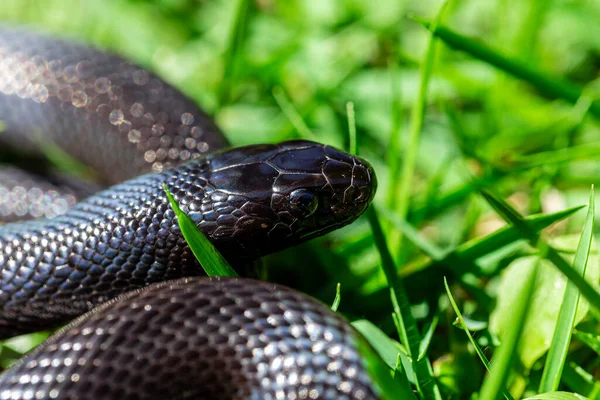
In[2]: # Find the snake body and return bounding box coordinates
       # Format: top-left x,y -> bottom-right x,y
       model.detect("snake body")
0,24 -> 381,399
0,277 -> 379,399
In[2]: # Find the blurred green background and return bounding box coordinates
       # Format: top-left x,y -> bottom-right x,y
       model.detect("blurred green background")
1,0 -> 600,399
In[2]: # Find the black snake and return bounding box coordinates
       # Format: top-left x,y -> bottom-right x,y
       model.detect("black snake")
0,24 -> 384,399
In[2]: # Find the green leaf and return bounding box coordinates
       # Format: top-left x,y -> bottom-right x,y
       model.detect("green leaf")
346,101 -> 357,155
216,0 -> 251,108
352,323 -> 417,400
444,278 -> 514,400
378,208 -> 446,260
453,206 -> 584,267
393,0 -> 449,264
524,392 -> 589,400
0,332 -> 51,369
573,330 -> 600,356
32,131 -> 99,182
479,249 -> 542,400
489,235 -> 599,370
164,185 -> 238,277
479,189 -> 600,319
412,18 -> 600,119
331,283 -> 341,312
366,206 -> 441,399
400,205 -> 584,277
352,319 -> 406,371
540,188 -> 595,392
272,87 -> 316,141
417,314 -> 439,362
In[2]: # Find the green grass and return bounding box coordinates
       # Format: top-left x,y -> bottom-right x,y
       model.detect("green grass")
164,185 -> 238,277
1,0 -> 600,398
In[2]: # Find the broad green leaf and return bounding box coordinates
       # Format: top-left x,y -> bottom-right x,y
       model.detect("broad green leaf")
352,319 -> 406,372
479,189 -> 600,319
524,392 -> 588,400
490,235 -> 600,369
0,332 -> 51,369
164,186 -> 238,277
352,326 -> 417,400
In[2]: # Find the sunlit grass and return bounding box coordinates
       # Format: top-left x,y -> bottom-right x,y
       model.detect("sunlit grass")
0,0 -> 599,398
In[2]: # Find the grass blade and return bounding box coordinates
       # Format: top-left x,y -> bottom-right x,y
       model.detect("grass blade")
540,187 -> 595,392
331,283 -> 342,312
417,314 -> 439,362
444,278 -> 514,400
378,208 -> 446,260
479,250 -> 543,400
366,206 -> 442,400
413,18 -> 600,119
573,330 -> 600,356
346,102 -> 357,155
164,185 -> 238,277
478,189 -> 600,319
385,59 -> 404,213
525,393 -> 592,400
33,131 -> 100,181
272,87 -> 316,141
400,205 -> 584,277
216,0 -> 251,108
352,319 -> 417,400
453,206 -> 585,266
394,1 -> 449,260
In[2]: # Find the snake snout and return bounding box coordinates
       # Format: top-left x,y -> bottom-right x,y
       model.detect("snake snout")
325,153 -> 377,221
347,155 -> 377,204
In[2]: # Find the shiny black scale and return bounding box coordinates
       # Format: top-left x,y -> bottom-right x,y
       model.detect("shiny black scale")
0,277 -> 381,399
0,24 -> 381,399
0,141 -> 376,337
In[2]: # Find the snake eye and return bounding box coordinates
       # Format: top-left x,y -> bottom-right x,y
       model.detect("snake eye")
288,189 -> 318,217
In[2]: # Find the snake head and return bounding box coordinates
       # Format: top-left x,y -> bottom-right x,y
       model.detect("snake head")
169,140 -> 377,258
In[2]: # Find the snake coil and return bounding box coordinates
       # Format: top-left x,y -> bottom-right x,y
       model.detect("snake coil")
0,24 -> 382,399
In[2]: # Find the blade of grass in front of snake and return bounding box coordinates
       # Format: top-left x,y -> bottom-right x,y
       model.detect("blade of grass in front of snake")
164,185 -> 238,277
540,186 -> 595,393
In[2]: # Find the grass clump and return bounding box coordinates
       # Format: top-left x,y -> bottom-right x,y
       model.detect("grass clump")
1,0 -> 600,398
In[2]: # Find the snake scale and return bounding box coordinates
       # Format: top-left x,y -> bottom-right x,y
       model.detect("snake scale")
0,24 -> 383,399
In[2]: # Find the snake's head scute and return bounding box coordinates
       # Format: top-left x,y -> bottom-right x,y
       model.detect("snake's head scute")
181,140 -> 377,258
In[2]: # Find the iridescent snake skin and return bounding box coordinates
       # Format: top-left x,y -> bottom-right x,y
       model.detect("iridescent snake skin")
0,25 -> 383,399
